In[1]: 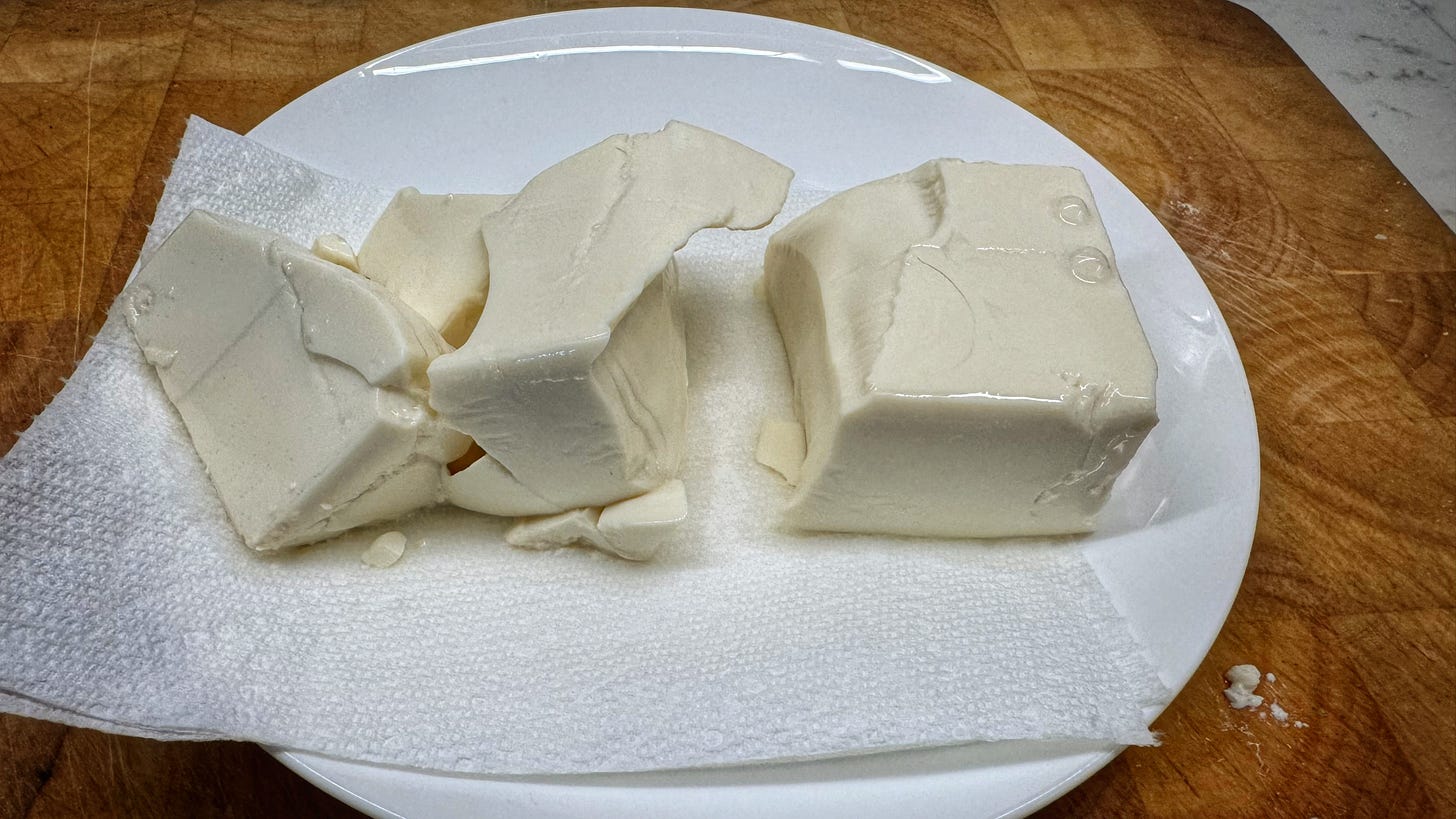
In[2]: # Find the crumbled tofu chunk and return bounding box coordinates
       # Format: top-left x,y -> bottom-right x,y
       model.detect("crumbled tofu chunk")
1223,664 -> 1264,710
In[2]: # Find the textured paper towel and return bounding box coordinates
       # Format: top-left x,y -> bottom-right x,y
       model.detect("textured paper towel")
0,117 -> 1167,774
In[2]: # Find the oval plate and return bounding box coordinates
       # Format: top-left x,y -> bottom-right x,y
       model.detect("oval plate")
251,9 -> 1259,817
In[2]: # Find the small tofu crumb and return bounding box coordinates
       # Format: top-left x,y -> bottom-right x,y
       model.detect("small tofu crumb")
1269,701 -> 1289,723
1223,664 -> 1264,709
1265,672 -> 1276,683
313,233 -> 360,273
362,530 -> 408,567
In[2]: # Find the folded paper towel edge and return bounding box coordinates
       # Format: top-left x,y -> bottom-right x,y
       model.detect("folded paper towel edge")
0,315 -> 1167,775
0,686 -> 1159,777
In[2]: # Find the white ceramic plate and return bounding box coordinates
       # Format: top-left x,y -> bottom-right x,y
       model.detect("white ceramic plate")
253,9 -> 1259,817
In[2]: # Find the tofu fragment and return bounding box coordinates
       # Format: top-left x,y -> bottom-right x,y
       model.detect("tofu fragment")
356,188 -> 511,347
430,121 -> 793,514
312,233 -> 359,272
764,160 -> 1158,538
596,479 -> 688,561
362,530 -> 408,567
755,419 -> 807,486
504,480 -> 688,561
446,445 -> 559,517
123,211 -> 471,550
505,508 -> 606,552
1223,664 -> 1265,709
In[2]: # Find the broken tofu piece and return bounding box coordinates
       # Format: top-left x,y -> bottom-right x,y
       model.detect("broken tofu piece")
430,121 -> 793,515
362,530 -> 408,568
505,508 -> 606,552
123,210 -> 471,550
1223,664 -> 1265,709
446,445 -> 560,517
504,480 -> 688,561
596,479 -> 688,561
356,188 -> 511,347
764,160 -> 1158,538
312,233 -> 359,272
755,418 -> 806,486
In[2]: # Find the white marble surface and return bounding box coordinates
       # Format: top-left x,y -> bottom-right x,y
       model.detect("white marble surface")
1234,0 -> 1456,231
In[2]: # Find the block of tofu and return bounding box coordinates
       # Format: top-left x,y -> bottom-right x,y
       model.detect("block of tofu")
764,159 -> 1158,538
430,121 -> 793,514
123,211 -> 471,550
356,188 -> 511,347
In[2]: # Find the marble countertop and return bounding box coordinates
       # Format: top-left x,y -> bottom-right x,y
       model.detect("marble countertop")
1235,0 -> 1456,230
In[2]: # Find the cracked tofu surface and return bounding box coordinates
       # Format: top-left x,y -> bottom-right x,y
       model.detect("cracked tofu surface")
123,211 -> 469,550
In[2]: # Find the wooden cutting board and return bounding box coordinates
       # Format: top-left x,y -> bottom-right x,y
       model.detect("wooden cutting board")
2,1 -> 1453,816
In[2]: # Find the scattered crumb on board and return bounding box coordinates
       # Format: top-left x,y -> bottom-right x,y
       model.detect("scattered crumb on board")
1223,664 -> 1309,729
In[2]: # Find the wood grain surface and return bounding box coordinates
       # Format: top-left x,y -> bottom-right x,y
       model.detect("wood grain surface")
2,0 -> 1453,816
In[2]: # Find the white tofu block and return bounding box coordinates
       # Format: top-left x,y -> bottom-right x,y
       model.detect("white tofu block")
123,211 -> 471,550
430,121 -> 793,514
356,188 -> 511,347
764,160 -> 1158,538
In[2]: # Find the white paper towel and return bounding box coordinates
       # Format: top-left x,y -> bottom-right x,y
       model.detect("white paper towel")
0,117 -> 1167,774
